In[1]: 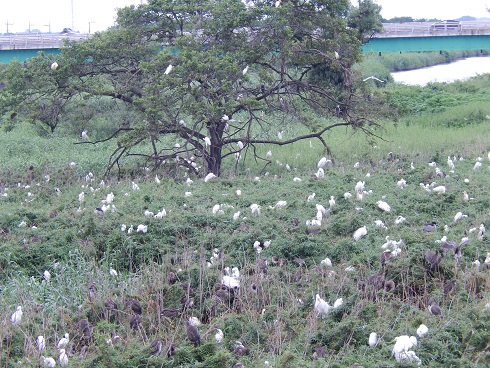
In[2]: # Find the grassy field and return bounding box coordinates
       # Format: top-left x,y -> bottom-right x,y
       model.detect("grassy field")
1,74 -> 490,367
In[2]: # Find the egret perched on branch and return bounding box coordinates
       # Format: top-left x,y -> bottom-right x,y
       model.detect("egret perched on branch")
164,64 -> 173,75
50,62 -> 58,70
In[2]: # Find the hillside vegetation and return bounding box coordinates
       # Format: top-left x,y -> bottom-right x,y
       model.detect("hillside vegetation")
1,70 -> 490,368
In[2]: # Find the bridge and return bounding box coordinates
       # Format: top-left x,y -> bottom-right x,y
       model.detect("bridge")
0,21 -> 489,63
363,21 -> 490,53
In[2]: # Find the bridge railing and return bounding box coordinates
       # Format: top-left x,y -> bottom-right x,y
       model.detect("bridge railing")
379,21 -> 490,38
0,34 -> 90,50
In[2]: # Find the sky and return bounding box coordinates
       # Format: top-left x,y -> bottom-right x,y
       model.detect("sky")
1,0 -> 489,34
1,0 -> 146,34
368,0 -> 489,21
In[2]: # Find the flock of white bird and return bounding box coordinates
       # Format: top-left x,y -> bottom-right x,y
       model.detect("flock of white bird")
6,129 -> 490,367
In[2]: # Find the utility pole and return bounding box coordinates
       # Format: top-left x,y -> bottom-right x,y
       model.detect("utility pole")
6,20 -> 13,34
71,0 -> 75,30
88,21 -> 95,34
44,22 -> 51,33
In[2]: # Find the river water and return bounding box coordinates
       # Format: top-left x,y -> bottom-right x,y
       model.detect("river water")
391,56 -> 490,86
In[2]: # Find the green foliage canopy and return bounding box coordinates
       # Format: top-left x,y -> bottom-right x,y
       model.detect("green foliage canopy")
0,0 -> 382,177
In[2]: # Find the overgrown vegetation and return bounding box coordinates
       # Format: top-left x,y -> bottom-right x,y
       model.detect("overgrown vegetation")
1,72 -> 490,366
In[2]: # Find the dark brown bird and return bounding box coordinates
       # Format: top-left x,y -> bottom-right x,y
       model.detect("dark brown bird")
160,308 -> 180,318
367,270 -> 386,291
130,314 -> 141,329
424,221 -> 437,232
126,299 -> 142,315
443,279 -> 457,295
185,321 -> 200,347
104,298 -> 118,310
312,345 -> 327,358
429,303 -> 442,316
425,249 -> 443,269
166,343 -> 177,357
215,288 -> 231,302
233,342 -> 250,357
257,258 -> 268,273
384,279 -> 395,292
148,339 -> 163,355
167,272 -> 177,285
294,257 -> 306,267
380,250 -> 392,267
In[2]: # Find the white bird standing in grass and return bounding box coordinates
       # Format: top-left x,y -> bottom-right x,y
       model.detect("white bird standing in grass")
250,204 -> 261,216
353,226 -> 367,241
368,332 -> 378,347
355,181 -> 365,193
314,294 -> 343,317
417,324 -> 428,337
204,173 -> 217,182
329,196 -> 335,207
136,224 -> 148,233
242,65 -> 249,75
454,211 -> 467,222
59,349 -> 68,367
432,185 -> 446,194
11,306 -> 22,324
37,336 -> 46,351
57,333 -> 69,349
109,268 -> 118,277
397,178 -> 407,188
317,157 -> 328,168
81,130 -> 89,140
215,329 -> 224,344
392,335 -> 419,364
43,270 -> 51,282
377,200 -> 391,212
42,356 -> 56,368
315,168 -> 325,178
266,150 -> 272,159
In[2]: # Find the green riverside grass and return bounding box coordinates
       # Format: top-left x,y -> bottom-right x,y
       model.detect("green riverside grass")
1,76 -> 490,367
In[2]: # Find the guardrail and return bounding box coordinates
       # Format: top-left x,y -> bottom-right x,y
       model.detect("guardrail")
379,21 -> 490,38
0,33 -> 90,50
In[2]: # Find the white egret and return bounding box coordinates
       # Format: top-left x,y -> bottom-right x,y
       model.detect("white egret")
368,332 -> 378,347
397,178 -> 407,188
250,204 -> 261,216
344,192 -> 352,199
144,210 -> 154,217
266,150 -> 272,159
307,193 -> 316,202
314,168 -> 325,178
215,328 -> 224,344
42,356 -> 56,368
57,333 -> 69,349
155,175 -> 161,184
43,270 -> 51,282
269,200 -> 287,209
317,157 -> 328,168
377,200 -> 391,212
242,65 -> 249,75
164,64 -> 173,75
204,173 -> 217,182
392,335 -> 418,361
353,226 -> 368,241
203,136 -> 211,147
37,336 -> 46,351
329,196 -> 335,207
132,182 -> 140,190
355,181 -> 365,193
417,324 -> 428,337
222,275 -> 240,289
10,306 -> 22,324
81,130 -> 89,140
474,162 -> 482,170
50,62 -> 58,70
188,316 -> 202,327
136,224 -> 148,233
432,185 -> 446,194
320,257 -> 332,267
374,220 -> 387,229
109,268 -> 118,277
293,177 -> 302,182
59,349 -> 68,367
454,211 -> 467,222
314,294 -> 331,316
